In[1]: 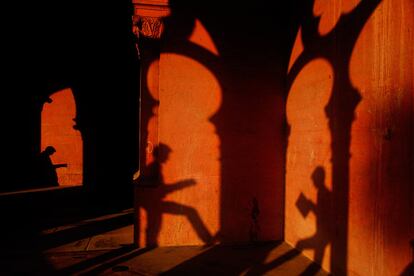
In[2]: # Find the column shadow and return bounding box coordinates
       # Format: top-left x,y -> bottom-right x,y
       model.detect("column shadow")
285,0 -> 382,274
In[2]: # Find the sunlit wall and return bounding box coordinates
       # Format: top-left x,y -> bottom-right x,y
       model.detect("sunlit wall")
348,0 -> 413,274
135,2 -> 287,246
136,15 -> 221,246
285,0 -> 413,274
41,88 -> 83,186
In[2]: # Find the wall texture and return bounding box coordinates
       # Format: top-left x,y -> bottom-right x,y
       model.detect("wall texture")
285,0 -> 413,275
41,88 -> 83,186
134,2 -> 289,247
133,0 -> 413,274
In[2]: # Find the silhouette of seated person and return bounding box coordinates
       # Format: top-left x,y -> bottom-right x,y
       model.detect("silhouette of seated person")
137,143 -> 213,247
33,146 -> 67,187
295,166 -> 333,270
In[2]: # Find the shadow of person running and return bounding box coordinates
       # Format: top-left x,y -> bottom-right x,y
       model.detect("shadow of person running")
136,143 -> 213,247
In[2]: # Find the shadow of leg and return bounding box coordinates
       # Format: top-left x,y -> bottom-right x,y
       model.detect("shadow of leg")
296,237 -> 326,276
162,201 -> 213,243
146,209 -> 161,247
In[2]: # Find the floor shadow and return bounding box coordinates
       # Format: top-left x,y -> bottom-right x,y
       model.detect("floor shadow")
244,248 -> 301,276
39,211 -> 134,250
55,245 -> 151,275
163,242 -> 283,276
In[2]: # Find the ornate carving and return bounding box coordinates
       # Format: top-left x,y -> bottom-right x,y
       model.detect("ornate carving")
132,1 -> 170,58
133,15 -> 164,39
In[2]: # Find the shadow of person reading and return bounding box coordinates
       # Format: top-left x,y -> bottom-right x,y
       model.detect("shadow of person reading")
32,146 -> 67,188
244,166 -> 332,276
295,166 -> 333,275
137,143 -> 213,247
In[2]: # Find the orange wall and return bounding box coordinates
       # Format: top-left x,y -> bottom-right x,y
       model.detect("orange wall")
41,88 -> 83,186
135,4 -> 287,246
134,2 -> 412,274
285,0 -> 413,275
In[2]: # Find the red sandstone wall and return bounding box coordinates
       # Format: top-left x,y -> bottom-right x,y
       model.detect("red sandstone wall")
285,0 -> 413,275
41,88 -> 83,186
135,4 -> 286,246
134,2 -> 412,273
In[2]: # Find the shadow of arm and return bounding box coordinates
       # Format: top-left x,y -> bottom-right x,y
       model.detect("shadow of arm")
164,179 -> 196,194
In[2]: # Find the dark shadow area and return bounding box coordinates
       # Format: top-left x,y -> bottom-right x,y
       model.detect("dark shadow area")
0,190 -> 135,274
0,209 -> 134,275
1,0 -> 139,273
4,0 -> 139,200
38,211 -> 134,251
8,145 -> 66,192
31,146 -> 67,189
249,197 -> 260,242
162,242 -> 326,276
163,242 -> 283,276
244,248 -> 301,276
136,144 -> 213,247
401,240 -> 414,276
59,246 -> 151,275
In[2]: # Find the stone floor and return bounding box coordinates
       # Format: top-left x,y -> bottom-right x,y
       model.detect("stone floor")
1,208 -> 329,275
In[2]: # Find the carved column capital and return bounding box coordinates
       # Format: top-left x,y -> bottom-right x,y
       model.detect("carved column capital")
133,15 -> 164,39
132,0 -> 170,40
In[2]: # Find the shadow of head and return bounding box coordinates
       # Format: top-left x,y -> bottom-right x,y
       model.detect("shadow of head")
43,146 -> 56,156
153,143 -> 172,164
311,166 -> 325,189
